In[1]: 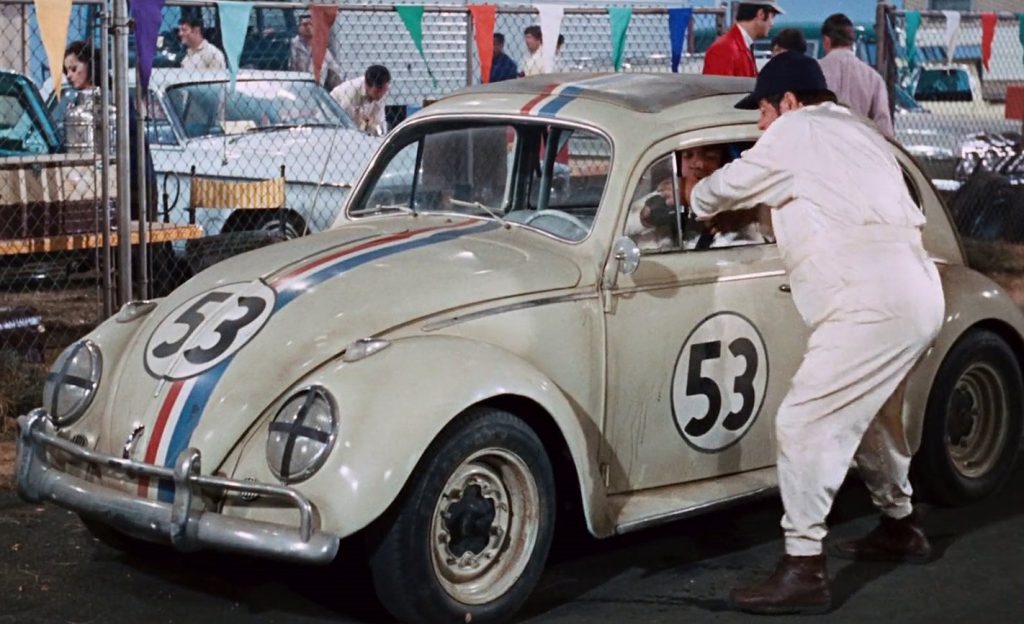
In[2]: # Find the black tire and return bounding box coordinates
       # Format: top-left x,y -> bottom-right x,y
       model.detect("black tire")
914,329 -> 1024,506
368,407 -> 556,624
226,211 -> 306,239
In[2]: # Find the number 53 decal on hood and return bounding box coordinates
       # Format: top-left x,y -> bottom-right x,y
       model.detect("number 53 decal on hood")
145,281 -> 276,381
671,311 -> 769,453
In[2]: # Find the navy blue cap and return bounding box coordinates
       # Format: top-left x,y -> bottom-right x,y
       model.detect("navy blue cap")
735,51 -> 833,110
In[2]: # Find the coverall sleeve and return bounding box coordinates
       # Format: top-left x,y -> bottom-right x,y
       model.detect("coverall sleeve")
690,126 -> 797,220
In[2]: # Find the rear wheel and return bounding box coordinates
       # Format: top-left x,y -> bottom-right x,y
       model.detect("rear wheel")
914,329 -> 1024,505
368,407 -> 555,624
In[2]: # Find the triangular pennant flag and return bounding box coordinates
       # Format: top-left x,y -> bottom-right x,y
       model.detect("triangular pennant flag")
941,10 -> 960,63
668,8 -> 693,73
309,4 -> 338,85
1019,15 -> 1024,68
536,4 -> 564,73
131,0 -> 167,94
981,13 -> 996,72
396,5 -> 437,87
608,7 -> 632,72
32,0 -> 73,97
468,4 -> 496,84
216,1 -> 252,91
905,11 -> 921,69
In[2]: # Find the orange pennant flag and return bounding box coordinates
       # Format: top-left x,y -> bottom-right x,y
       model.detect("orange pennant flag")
33,0 -> 74,98
468,4 -> 496,84
309,4 -> 338,85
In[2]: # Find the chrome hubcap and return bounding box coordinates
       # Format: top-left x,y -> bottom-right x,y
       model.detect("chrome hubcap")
431,448 -> 539,605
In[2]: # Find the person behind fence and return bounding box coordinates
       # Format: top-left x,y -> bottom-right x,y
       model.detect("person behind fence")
521,25 -> 544,77
818,13 -> 893,138
290,12 -> 343,91
62,41 -> 157,222
687,51 -> 944,615
490,33 -> 519,82
703,1 -> 783,77
771,28 -> 807,56
178,14 -> 227,71
330,65 -> 391,136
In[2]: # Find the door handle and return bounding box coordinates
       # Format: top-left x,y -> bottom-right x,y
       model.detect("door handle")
779,283 -> 791,293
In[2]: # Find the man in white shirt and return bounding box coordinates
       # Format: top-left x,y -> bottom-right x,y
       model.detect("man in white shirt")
330,65 -> 391,136
289,12 -> 343,90
521,25 -> 544,77
817,13 -> 894,137
689,52 -> 944,614
178,15 -> 227,71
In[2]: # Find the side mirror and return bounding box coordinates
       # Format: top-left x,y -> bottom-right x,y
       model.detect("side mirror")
612,236 -> 640,275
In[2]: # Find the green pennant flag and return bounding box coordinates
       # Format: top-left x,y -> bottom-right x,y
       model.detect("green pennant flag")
1019,14 -> 1024,66
396,5 -> 437,87
906,11 -> 921,69
608,7 -> 632,72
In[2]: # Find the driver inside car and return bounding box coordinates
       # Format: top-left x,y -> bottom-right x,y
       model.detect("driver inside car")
628,144 -> 764,251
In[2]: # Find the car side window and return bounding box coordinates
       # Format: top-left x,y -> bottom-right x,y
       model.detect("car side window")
626,142 -> 771,254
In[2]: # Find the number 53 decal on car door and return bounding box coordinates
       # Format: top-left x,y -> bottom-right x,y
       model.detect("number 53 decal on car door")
145,281 -> 276,380
671,312 -> 769,452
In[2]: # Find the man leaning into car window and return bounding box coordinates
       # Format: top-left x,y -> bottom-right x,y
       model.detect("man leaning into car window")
687,52 -> 944,615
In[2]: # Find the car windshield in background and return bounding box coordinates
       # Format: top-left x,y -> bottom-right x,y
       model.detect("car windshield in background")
164,80 -> 351,139
914,68 -> 972,102
351,121 -> 611,242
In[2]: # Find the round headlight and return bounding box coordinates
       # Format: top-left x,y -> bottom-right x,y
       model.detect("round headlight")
266,387 -> 337,483
43,340 -> 102,427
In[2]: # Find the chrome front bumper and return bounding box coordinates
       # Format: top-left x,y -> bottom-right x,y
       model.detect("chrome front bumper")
16,409 -> 339,564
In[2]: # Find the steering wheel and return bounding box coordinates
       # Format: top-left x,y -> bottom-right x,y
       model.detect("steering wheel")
523,209 -> 590,239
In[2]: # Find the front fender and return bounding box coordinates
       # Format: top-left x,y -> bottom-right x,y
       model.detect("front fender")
222,335 -> 609,539
903,264 -> 1024,449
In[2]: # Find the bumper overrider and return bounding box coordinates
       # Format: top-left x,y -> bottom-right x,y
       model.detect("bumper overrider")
16,409 -> 339,564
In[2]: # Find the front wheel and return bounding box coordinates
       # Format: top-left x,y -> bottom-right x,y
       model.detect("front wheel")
368,407 -> 555,624
914,329 -> 1024,505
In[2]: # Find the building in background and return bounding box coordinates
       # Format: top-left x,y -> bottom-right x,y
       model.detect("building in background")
904,1 -> 1021,10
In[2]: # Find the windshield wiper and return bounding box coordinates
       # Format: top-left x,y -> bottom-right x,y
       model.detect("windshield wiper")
350,203 -> 418,217
447,198 -> 505,225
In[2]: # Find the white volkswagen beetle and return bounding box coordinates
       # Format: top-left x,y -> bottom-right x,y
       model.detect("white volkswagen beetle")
17,74 -> 1024,624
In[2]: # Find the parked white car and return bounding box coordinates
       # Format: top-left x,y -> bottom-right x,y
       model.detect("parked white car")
145,69 -> 381,239
18,73 -> 1024,624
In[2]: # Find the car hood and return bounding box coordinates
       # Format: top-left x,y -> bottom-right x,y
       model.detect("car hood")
104,216 -> 582,483
163,127 -> 380,183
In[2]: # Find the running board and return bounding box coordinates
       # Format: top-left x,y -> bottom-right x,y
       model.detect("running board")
609,467 -> 779,535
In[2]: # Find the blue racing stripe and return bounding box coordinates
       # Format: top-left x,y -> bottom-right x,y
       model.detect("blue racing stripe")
158,359 -> 231,501
273,220 -> 500,311
537,85 -> 583,118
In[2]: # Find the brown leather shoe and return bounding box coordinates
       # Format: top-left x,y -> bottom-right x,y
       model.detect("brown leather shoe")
729,554 -> 831,614
832,510 -> 931,564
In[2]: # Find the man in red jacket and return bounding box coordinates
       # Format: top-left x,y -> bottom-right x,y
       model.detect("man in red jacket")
703,1 -> 784,77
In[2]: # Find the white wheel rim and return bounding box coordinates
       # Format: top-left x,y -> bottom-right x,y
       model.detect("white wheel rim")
430,447 -> 540,605
946,361 -> 1010,478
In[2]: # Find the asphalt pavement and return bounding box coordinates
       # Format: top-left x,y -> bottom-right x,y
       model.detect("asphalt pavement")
1,464 -> 1023,624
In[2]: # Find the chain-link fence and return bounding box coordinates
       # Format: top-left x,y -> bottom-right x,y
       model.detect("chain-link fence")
0,1 -> 726,369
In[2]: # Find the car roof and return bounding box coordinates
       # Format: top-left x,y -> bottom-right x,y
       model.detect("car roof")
446,73 -> 755,114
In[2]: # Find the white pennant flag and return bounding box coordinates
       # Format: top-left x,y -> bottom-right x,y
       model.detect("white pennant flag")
942,10 -> 961,63
536,4 -> 565,73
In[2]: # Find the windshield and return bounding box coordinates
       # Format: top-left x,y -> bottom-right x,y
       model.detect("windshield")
164,79 -> 352,139
914,68 -> 972,102
349,121 -> 612,242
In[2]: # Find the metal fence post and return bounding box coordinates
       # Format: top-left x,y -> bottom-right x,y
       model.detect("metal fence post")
99,1 -> 113,317
113,0 -> 131,305
465,9 -> 474,87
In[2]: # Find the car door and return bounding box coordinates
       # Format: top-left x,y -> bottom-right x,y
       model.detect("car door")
600,128 -> 809,495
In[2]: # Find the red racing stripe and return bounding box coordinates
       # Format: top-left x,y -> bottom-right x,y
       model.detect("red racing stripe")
270,219 -> 474,288
137,380 -> 185,496
520,83 -> 559,114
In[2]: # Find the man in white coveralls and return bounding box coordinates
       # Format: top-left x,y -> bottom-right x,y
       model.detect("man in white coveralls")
687,52 -> 946,614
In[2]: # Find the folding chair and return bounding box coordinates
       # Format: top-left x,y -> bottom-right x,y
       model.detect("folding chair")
188,164 -> 288,236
